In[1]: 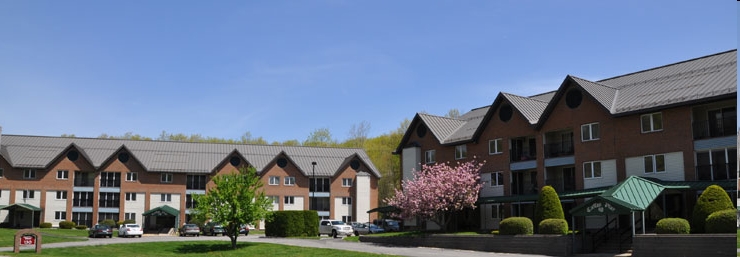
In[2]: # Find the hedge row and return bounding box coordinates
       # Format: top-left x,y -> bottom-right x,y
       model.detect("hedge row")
265,210 -> 318,237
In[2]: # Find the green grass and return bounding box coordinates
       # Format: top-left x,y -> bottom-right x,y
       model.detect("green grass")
0,228 -> 88,247
736,229 -> 740,248
3,240 -> 398,257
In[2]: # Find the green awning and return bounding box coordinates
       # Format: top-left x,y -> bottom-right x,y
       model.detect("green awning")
367,205 -> 399,213
142,205 -> 179,216
570,176 -> 665,216
0,203 -> 42,211
477,186 -> 610,204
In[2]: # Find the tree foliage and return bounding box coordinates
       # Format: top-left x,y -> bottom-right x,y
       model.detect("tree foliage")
303,127 -> 336,147
533,185 -> 564,229
690,185 -> 734,233
386,160 -> 484,230
193,166 -> 273,249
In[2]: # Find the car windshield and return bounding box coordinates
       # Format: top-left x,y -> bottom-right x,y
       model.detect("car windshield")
387,221 -> 398,226
332,221 -> 346,225
127,224 -> 140,228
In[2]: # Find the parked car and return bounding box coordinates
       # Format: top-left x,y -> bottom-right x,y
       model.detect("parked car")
179,223 -> 201,237
353,223 -> 385,236
319,219 -> 354,238
118,223 -> 143,238
89,224 -> 113,238
202,222 -> 226,236
374,219 -> 401,232
239,224 -> 250,235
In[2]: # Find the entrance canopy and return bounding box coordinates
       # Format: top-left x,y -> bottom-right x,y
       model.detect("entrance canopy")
0,203 -> 42,212
477,186 -> 611,204
570,176 -> 664,216
142,205 -> 179,216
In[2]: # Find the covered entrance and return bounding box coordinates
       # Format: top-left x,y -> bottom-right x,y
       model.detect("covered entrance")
142,205 -> 179,234
0,204 -> 41,228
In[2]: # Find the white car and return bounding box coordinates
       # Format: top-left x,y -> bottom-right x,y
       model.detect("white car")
319,220 -> 354,238
118,223 -> 143,238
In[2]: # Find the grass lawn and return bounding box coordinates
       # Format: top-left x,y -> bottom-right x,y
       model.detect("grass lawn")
736,229 -> 739,248
0,228 -> 88,247
3,240 -> 398,257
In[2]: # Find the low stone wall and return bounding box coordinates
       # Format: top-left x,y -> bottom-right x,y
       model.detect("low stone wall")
632,234 -> 735,257
360,234 -> 576,256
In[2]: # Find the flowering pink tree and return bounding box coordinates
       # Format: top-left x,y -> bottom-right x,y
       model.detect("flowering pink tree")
386,160 -> 484,231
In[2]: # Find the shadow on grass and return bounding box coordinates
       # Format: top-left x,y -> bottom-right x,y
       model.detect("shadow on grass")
174,242 -> 254,254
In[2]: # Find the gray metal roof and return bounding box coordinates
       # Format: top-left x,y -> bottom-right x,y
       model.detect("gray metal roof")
0,135 -> 381,178
442,106 -> 489,144
501,93 -> 549,124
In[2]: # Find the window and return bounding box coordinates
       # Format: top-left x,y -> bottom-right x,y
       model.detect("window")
161,173 -> 173,183
100,172 -> 121,187
581,123 -> 600,141
57,170 -> 69,180
342,178 -> 353,187
284,176 -> 295,186
641,112 -> 663,133
490,172 -> 504,187
268,196 -> 279,204
23,190 -> 35,199
644,155 -> 666,173
342,216 -> 352,223
342,197 -> 352,205
125,192 -> 137,201
124,212 -> 136,222
99,192 -> 120,208
583,161 -> 602,178
161,193 -> 172,202
284,196 -> 295,205
73,192 -> 94,207
23,169 -> 36,179
186,175 -> 207,190
56,191 -> 67,200
269,176 -> 280,185
99,213 -> 119,223
310,178 -> 331,192
126,172 -> 138,182
0,168 -> 3,178
489,139 -> 503,155
455,145 -> 467,160
55,211 -> 66,220
185,194 -> 197,209
425,150 -> 436,164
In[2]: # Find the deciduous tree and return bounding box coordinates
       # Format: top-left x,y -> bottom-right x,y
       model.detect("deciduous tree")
386,160 -> 484,231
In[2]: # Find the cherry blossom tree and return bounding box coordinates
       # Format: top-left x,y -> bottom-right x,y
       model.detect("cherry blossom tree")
386,159 -> 485,231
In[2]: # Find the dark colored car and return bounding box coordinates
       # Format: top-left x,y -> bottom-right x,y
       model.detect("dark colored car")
89,224 -> 113,238
179,223 -> 201,237
202,222 -> 226,236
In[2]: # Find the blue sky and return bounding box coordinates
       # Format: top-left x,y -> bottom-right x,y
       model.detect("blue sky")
0,1 -> 736,143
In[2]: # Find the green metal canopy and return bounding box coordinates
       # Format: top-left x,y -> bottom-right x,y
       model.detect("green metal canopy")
142,205 -> 179,216
367,205 -> 399,213
0,203 -> 42,211
477,186 -> 611,204
570,176 -> 665,216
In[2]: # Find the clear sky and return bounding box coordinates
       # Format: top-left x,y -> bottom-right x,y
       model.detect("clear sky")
0,1 -> 736,143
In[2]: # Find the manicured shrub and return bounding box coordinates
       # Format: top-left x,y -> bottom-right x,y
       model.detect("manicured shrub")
117,219 -> 136,227
59,221 -> 76,229
691,185 -> 734,233
265,210 -> 318,237
39,222 -> 52,229
75,225 -> 88,230
499,217 -> 533,235
705,209 -> 737,233
534,186 -> 564,229
99,219 -> 117,228
538,218 -> 568,234
655,218 -> 690,234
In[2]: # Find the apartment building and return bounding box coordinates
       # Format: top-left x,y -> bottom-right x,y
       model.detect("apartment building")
0,134 -> 381,230
396,50 -> 737,232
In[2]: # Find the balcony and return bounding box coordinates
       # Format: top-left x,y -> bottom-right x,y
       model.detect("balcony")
696,163 -> 736,181
546,179 -> 576,192
74,172 -> 95,187
510,149 -> 537,163
692,117 -> 737,140
309,197 -> 330,212
544,142 -> 574,158
99,199 -> 120,208
73,198 -> 94,207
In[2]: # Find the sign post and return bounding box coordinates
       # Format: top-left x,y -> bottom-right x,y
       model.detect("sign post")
14,229 -> 42,254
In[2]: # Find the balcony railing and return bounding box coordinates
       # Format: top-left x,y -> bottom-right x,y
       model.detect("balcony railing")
510,149 -> 537,163
696,163 -> 736,181
73,199 -> 94,207
692,117 -> 737,140
99,199 -> 120,208
74,177 -> 95,187
546,179 -> 576,192
544,142 -> 574,158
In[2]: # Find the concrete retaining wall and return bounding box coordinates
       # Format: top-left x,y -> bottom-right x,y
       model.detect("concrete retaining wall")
360,234 -> 575,256
632,234 -> 735,257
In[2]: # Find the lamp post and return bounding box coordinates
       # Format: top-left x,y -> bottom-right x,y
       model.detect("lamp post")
311,162 -> 317,213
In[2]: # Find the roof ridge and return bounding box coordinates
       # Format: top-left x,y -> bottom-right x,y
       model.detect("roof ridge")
418,112 -> 464,122
569,75 -> 619,90
527,90 -> 558,99
596,49 -> 737,83
502,92 -> 549,104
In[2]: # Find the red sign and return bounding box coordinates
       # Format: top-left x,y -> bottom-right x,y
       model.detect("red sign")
20,235 -> 35,245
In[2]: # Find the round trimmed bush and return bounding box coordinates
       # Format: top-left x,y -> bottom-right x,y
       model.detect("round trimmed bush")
39,222 -> 52,229
99,219 -> 116,228
655,218 -> 690,234
534,186 -> 565,228
691,185 -> 734,233
538,218 -> 568,234
75,225 -> 88,230
499,217 -> 533,235
705,209 -> 736,233
59,221 -> 76,229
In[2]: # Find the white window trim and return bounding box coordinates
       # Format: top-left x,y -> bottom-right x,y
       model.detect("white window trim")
56,190 -> 67,200
641,112 -> 663,133
161,193 -> 172,202
581,122 -> 600,142
284,176 -> 295,186
125,192 -> 137,201
269,176 -> 280,185
342,197 -> 352,205
23,169 -> 36,179
583,161 -> 602,179
490,172 -> 504,187
425,150 -> 436,164
57,170 -> 69,180
455,145 -> 467,160
284,196 -> 295,205
126,172 -> 138,182
55,211 -> 66,220
161,173 -> 173,183
644,154 -> 666,173
489,139 -> 503,155
342,178 -> 353,187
